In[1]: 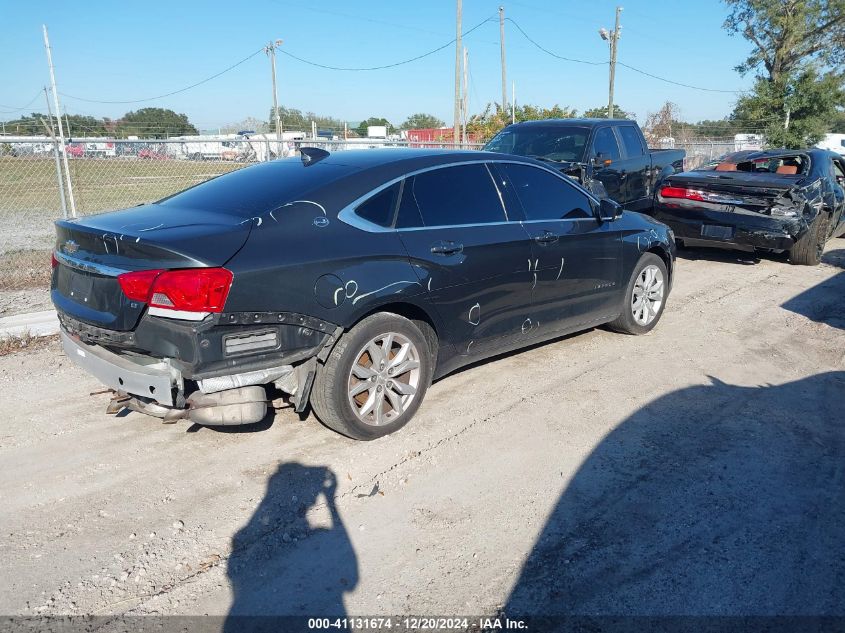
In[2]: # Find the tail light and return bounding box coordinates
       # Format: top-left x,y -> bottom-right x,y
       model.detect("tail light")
118,269 -> 163,301
659,185 -> 706,202
118,268 -> 233,314
51,252 -> 59,269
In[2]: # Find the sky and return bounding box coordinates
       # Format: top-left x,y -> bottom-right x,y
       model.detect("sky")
0,0 -> 756,130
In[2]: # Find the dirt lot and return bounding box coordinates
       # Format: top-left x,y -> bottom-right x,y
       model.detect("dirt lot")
1,243 -> 844,624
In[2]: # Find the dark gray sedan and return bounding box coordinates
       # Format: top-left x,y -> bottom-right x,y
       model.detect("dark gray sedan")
52,148 -> 675,439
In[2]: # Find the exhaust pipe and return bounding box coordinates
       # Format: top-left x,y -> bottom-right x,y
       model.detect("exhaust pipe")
107,386 -> 268,426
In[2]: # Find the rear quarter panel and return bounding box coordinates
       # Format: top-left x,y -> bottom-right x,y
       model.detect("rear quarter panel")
617,211 -> 676,290
222,196 -> 440,330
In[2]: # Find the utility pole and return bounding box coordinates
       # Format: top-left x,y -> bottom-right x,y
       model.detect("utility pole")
265,40 -> 283,144
42,25 -> 76,218
462,46 -> 469,145
453,0 -> 462,145
599,7 -> 623,119
512,81 -> 516,124
43,86 -> 68,218
499,6 -> 507,112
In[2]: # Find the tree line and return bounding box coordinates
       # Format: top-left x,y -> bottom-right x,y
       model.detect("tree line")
1,108 -> 198,138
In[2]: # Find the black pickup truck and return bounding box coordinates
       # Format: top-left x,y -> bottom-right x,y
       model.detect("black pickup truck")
484,118 -> 686,213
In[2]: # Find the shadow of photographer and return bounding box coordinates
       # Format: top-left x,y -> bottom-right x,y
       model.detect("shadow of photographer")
225,462 -> 357,630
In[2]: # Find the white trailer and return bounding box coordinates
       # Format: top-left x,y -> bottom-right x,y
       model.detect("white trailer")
181,138 -> 227,161
83,141 -> 116,157
367,125 -> 387,139
734,133 -> 764,151
240,131 -> 305,162
815,133 -> 845,154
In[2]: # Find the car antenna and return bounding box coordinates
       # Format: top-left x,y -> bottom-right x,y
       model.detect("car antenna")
300,147 -> 330,166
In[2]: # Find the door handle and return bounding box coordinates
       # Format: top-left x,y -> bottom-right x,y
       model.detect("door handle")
430,240 -> 463,255
534,231 -> 559,245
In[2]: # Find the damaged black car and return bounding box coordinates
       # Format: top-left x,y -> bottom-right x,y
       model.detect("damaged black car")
652,148 -> 845,265
53,148 -> 675,440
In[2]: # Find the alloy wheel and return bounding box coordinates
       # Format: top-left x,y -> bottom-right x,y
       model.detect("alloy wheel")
631,264 -> 665,326
347,332 -> 421,426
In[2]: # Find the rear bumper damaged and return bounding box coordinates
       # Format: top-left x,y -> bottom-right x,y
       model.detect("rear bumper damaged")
61,330 -> 182,406
653,178 -> 822,251
58,310 -> 342,424
653,206 -> 808,250
58,310 -> 341,379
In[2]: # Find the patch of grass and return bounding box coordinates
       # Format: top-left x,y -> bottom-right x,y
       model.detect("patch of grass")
0,331 -> 58,356
0,156 -> 245,215
0,249 -> 53,291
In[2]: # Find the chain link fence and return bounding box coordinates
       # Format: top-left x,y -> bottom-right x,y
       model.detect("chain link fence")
652,138 -> 746,170
0,137 -> 482,317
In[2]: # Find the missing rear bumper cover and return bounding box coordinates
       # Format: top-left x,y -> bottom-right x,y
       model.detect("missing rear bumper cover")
61,330 -> 181,406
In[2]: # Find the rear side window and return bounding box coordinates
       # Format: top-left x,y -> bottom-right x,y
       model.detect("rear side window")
354,182 -> 400,227
402,164 -> 506,228
617,126 -> 644,157
592,127 -> 621,161
499,163 -> 593,221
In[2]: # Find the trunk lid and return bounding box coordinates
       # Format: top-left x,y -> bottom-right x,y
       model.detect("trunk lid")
661,171 -> 807,214
52,204 -> 252,331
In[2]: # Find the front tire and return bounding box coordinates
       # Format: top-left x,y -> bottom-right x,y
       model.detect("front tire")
790,211 -> 830,266
608,252 -> 669,335
311,312 -> 433,440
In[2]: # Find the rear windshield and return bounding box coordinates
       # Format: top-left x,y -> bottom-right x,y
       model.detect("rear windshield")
157,159 -> 354,216
484,126 -> 589,163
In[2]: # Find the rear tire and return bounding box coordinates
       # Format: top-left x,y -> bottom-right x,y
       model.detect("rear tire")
311,313 -> 433,440
790,211 -> 830,266
607,253 -> 669,335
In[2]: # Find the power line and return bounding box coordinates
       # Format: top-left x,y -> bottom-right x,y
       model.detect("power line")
617,62 -> 744,94
278,15 -> 494,71
506,17 -> 746,94
0,91 -> 43,114
505,18 -> 605,65
59,48 -> 265,105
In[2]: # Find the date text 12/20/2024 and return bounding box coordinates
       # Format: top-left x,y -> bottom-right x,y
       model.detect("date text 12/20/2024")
307,617 -> 528,630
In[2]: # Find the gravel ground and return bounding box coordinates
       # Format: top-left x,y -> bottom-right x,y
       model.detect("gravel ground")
1,242 -> 844,625
0,287 -> 52,318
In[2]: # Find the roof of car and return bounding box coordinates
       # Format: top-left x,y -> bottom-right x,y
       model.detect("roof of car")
247,148 -> 555,208
287,147 -> 539,171
507,118 -> 634,127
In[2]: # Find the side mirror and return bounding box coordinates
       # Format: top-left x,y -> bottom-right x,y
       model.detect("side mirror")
592,153 -> 612,168
597,198 -> 622,222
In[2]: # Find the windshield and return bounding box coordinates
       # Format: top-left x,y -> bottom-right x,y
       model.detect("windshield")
697,153 -> 810,176
158,159 -> 353,216
484,126 -> 590,162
